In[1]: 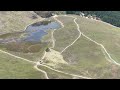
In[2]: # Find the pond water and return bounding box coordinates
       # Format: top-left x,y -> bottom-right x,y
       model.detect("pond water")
23,21 -> 61,42
0,20 -> 61,53
0,21 -> 61,43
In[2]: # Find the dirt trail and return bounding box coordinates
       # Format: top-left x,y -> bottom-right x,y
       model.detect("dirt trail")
40,63 -> 92,79
51,29 -> 56,48
60,16 -> 82,53
51,15 -> 64,48
0,49 -> 36,64
82,33 -> 120,66
34,65 -> 49,79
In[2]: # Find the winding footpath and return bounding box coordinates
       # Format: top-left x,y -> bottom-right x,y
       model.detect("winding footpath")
0,49 -> 36,64
60,16 -> 82,53
35,50 -> 92,79
51,15 -> 64,49
70,15 -> 120,66
40,63 -> 92,79
82,33 -> 120,66
34,65 -> 49,79
34,51 -> 49,79
0,49 -> 50,79
51,29 -> 56,48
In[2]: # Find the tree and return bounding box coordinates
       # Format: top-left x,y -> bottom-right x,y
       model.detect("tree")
46,48 -> 50,52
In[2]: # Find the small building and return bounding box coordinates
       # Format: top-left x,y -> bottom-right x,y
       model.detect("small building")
79,12 -> 85,17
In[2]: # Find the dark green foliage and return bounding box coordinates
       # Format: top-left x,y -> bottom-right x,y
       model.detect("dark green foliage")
34,11 -> 53,18
66,11 -> 120,27
46,48 -> 50,52
34,11 -> 66,18
32,21 -> 52,26
66,11 -> 81,15
34,11 -> 120,27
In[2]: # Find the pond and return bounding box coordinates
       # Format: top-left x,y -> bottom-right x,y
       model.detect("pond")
23,21 -> 61,42
0,20 -> 61,53
0,20 -> 61,43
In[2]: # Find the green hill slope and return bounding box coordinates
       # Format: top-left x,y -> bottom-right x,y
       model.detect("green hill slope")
45,15 -> 120,79
0,11 -> 42,34
75,15 -> 120,63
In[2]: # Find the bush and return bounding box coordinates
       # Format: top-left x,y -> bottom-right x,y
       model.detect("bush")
46,48 -> 50,52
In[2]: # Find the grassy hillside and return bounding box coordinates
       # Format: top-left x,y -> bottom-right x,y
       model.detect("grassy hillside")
54,16 -> 79,52
48,15 -> 120,78
74,15 -> 120,64
0,11 -> 42,34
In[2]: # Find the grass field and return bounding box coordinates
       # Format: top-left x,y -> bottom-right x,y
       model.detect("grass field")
0,51 -> 45,79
